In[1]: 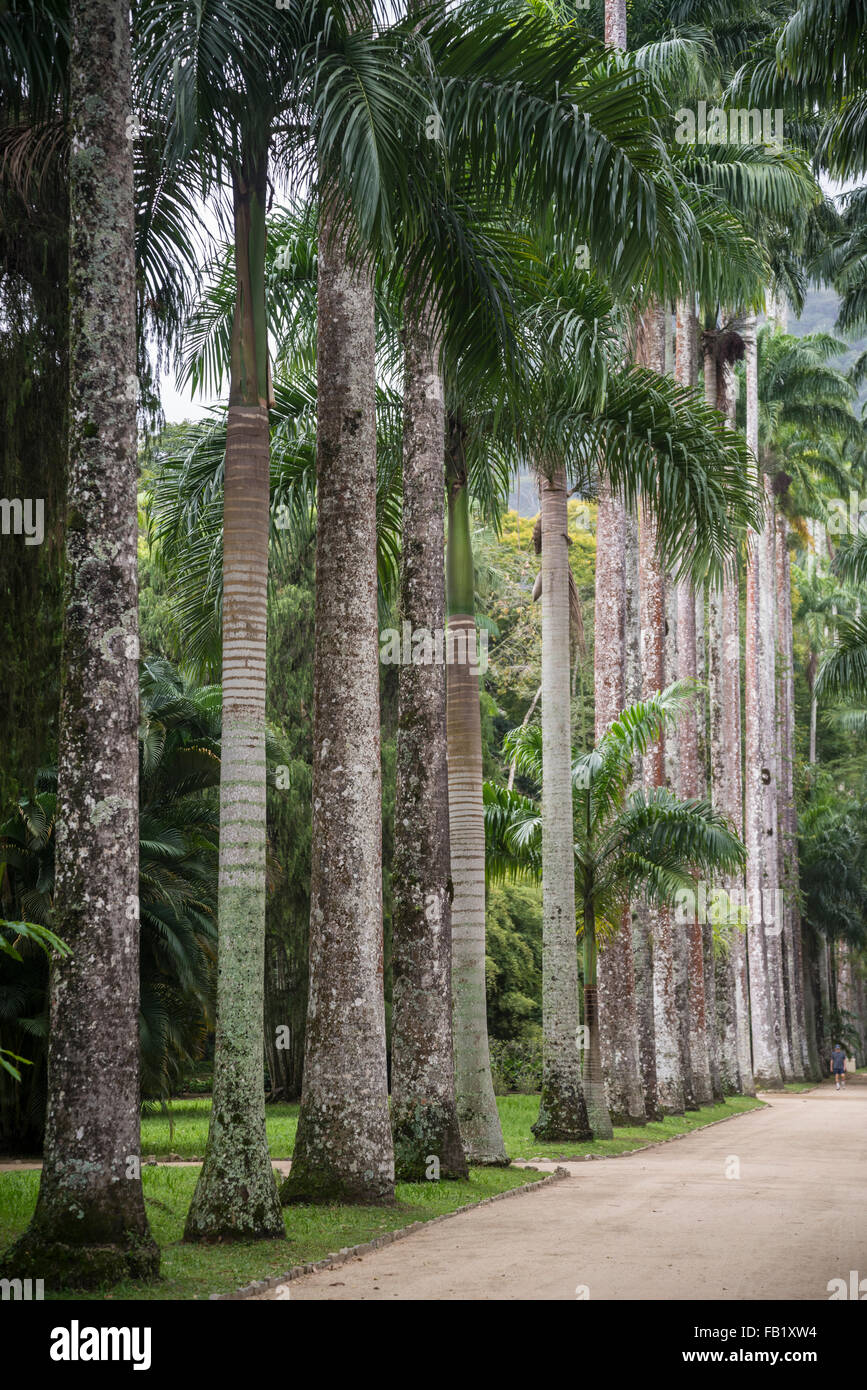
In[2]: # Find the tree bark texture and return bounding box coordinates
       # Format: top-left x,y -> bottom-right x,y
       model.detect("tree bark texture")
2,0 -> 159,1286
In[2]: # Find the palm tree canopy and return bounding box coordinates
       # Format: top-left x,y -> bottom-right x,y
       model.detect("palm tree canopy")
485,683 -> 745,936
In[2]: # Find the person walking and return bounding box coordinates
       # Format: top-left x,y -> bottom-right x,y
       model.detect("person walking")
831,1043 -> 848,1090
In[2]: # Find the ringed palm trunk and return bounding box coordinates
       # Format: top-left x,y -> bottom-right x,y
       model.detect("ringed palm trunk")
675,297 -> 714,1107
390,301 -> 467,1179
186,149 -> 284,1238
625,507 -> 661,1118
446,451 -> 508,1163
767,503 -> 795,1082
1,0 -> 159,1286
775,517 -> 811,1079
536,466 -> 593,1139
595,476 -> 646,1126
637,302 -> 684,1114
281,209 -> 395,1204
595,0 -> 647,1132
665,539 -> 696,1112
715,351 -> 754,1094
743,314 -> 783,1089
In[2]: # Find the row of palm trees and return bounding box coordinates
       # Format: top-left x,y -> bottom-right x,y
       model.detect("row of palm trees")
2,0 -> 866,1286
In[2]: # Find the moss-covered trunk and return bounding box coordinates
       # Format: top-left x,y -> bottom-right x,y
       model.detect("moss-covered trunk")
390,302 -> 467,1180
675,298 -> 715,1108
281,209 -> 394,1205
0,0 -> 158,1288
743,315 -> 784,1089
637,303 -> 684,1115
534,466 -> 592,1141
185,149 -> 284,1240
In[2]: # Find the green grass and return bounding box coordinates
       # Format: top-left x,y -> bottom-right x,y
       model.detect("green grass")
497,1092 -> 766,1161
141,1100 -> 298,1159
0,1090 -> 767,1299
139,1092 -> 765,1164
782,1080 -> 820,1093
0,1165 -> 546,1301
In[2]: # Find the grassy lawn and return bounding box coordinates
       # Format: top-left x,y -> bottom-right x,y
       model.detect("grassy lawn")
137,1092 -> 765,1164
141,1099 -> 298,1160
0,1090 -> 766,1298
498,1092 -> 766,1161
0,1164 -> 546,1301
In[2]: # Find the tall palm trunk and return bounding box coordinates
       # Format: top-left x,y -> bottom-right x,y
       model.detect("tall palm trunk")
187,148 -> 284,1240
2,0 -> 159,1285
709,348 -> 754,1095
446,447 -> 507,1163
675,298 -> 713,1107
281,213 -> 394,1203
535,468 -> 594,1139
595,0 -> 647,1131
743,314 -> 784,1088
767,502 -> 795,1082
775,517 -> 811,1079
637,303 -> 684,1114
595,477 -> 646,1126
390,303 -> 467,1179
624,508 -> 660,1119
666,543 -> 696,1112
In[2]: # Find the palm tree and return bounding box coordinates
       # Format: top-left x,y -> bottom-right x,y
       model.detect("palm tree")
703,325 -> 754,1096
390,296 -> 468,1180
535,462 -> 592,1140
674,296 -> 714,1107
485,685 -> 746,1137
742,311 -> 786,1087
140,0 -> 422,1215
0,0 -> 159,1288
741,327 -> 861,1084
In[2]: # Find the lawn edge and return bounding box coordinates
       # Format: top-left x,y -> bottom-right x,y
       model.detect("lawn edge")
511,1095 -> 769,1166
211,1165 -> 571,1301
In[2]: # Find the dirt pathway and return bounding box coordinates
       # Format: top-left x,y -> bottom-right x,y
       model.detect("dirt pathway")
260,1080 -> 867,1301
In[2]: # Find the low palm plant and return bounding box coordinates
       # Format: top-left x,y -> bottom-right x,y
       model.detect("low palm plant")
484,683 -> 746,1138
0,659 -> 289,1152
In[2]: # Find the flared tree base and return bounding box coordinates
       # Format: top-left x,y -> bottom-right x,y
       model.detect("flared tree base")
752,1073 -> 785,1090
184,1151 -> 285,1243
392,1101 -> 469,1181
609,1109 -> 648,1127
0,1230 -> 160,1291
455,1097 -> 509,1166
532,1079 -> 592,1142
584,1080 -> 614,1140
280,1163 -> 396,1206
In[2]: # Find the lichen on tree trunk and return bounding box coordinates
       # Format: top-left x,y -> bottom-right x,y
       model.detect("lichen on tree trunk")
535,466 -> 592,1141
390,301 -> 467,1180
0,0 -> 159,1288
743,315 -> 784,1089
637,303 -> 684,1115
674,299 -> 716,1107
280,212 -> 395,1204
